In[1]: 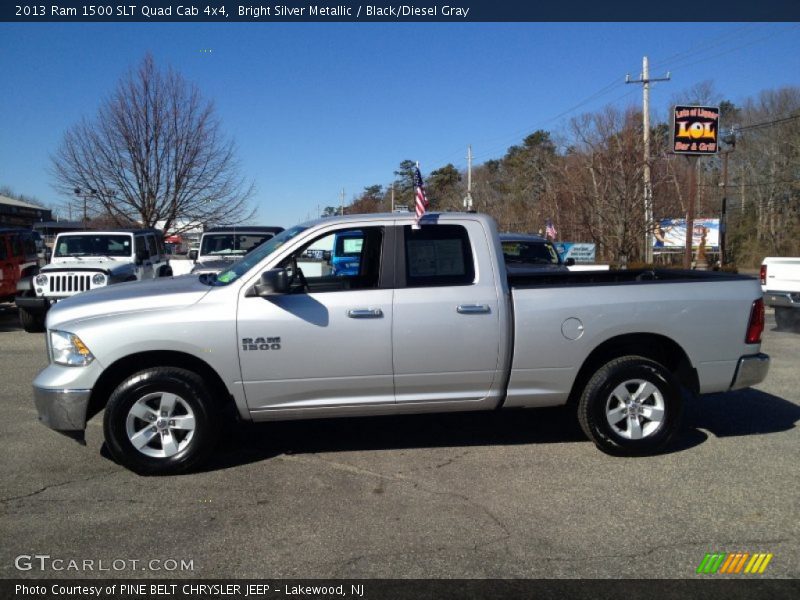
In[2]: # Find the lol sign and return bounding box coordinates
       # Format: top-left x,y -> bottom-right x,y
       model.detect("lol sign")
672,105 -> 720,155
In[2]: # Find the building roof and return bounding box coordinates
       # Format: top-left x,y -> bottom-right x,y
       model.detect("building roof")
0,194 -> 47,210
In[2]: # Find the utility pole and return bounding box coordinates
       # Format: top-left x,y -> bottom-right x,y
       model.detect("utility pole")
463,144 -> 474,211
626,56 -> 670,264
339,188 -> 345,216
391,183 -> 395,212
684,156 -> 698,269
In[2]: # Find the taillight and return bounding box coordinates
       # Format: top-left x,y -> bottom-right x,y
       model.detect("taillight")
760,264 -> 767,285
746,298 -> 765,344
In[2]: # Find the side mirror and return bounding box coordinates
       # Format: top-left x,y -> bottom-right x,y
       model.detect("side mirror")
322,250 -> 332,263
188,249 -> 198,261
248,268 -> 290,297
565,258 -> 576,267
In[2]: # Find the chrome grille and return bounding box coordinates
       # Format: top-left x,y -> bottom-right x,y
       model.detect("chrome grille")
50,274 -> 92,294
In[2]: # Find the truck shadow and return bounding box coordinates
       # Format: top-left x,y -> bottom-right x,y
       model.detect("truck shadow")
198,388 -> 799,472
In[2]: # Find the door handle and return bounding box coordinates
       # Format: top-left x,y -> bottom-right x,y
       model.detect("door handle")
457,304 -> 490,314
347,308 -> 383,318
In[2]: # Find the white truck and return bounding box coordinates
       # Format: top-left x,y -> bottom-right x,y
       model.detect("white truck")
761,256 -> 800,331
31,213 -> 769,475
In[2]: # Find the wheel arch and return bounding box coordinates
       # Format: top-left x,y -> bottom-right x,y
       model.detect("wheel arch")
88,351 -> 234,421
568,333 -> 698,406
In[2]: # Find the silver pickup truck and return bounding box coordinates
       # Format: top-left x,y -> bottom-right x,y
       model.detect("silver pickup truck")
32,213 -> 769,474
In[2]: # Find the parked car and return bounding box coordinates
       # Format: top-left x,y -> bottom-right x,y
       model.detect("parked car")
761,256 -> 800,331
15,229 -> 171,333
32,212 -> 768,474
330,230 -> 364,276
189,226 -> 284,276
0,228 -> 41,303
500,233 -> 573,273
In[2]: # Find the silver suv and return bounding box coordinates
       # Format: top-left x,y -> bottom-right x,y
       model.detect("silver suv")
16,229 -> 171,332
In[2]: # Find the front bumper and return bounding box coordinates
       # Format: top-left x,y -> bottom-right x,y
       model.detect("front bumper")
34,386 -> 91,432
15,295 -> 51,314
730,353 -> 770,391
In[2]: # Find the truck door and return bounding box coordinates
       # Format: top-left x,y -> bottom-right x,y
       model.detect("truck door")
392,222 -> 503,406
238,225 -> 395,412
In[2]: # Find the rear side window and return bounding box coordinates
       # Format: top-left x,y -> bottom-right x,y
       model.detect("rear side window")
146,235 -> 158,257
403,225 -> 475,287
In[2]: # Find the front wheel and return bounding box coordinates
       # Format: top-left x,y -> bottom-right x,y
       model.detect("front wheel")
103,367 -> 220,475
19,306 -> 45,333
577,355 -> 683,456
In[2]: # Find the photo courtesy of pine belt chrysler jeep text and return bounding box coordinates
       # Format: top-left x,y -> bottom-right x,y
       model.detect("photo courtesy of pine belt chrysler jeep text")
32,213 -> 770,475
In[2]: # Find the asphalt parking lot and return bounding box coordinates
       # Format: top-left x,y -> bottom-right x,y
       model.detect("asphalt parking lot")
0,303 -> 797,580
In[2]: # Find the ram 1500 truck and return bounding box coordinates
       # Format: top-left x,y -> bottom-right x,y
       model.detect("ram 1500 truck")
32,213 -> 769,474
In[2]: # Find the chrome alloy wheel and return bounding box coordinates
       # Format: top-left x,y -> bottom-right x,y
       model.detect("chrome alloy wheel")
125,392 -> 196,458
604,379 -> 665,440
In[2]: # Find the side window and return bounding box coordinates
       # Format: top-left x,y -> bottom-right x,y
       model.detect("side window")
135,236 -> 147,256
0,236 -> 7,260
146,234 -> 158,258
403,225 -> 475,287
10,234 -> 22,258
155,235 -> 166,257
283,227 -> 384,292
22,233 -> 37,257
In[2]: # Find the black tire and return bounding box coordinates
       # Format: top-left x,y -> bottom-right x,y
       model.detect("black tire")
19,307 -> 45,333
577,355 -> 682,456
103,367 -> 220,475
774,307 -> 799,332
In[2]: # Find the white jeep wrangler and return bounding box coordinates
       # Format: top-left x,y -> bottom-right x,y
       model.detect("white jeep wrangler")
16,229 -> 171,332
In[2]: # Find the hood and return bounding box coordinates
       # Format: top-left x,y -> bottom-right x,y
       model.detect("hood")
47,275 -> 212,329
42,258 -> 129,273
191,257 -> 240,274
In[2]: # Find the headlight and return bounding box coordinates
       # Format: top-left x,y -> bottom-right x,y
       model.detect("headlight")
49,330 -> 95,366
35,274 -> 48,286
91,273 -> 106,285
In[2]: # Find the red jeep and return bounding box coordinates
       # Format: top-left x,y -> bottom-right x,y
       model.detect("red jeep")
0,228 -> 41,304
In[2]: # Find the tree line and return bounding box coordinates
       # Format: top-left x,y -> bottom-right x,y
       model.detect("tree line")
337,86 -> 799,268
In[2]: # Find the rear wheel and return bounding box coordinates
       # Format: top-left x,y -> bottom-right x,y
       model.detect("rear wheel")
578,355 -> 682,456
103,367 -> 220,475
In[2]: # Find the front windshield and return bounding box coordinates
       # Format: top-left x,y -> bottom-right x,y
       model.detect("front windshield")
200,232 -> 275,256
213,225 -> 308,286
502,241 -> 560,265
54,234 -> 132,258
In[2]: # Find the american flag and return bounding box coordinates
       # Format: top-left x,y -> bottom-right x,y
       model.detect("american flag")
413,166 -> 429,228
545,219 -> 557,240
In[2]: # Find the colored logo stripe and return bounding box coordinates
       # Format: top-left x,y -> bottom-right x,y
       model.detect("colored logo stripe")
697,553 -> 773,574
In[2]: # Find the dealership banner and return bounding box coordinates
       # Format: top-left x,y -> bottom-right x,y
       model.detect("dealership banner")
654,218 -> 719,251
554,242 -> 596,263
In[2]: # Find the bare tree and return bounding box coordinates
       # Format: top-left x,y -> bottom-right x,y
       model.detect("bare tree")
51,54 -> 255,233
